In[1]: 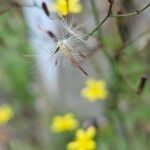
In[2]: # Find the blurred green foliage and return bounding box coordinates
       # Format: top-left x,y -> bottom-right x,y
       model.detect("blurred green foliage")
0,11 -> 34,106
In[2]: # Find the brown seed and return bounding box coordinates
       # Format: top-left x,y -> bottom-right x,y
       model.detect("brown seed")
42,2 -> 50,16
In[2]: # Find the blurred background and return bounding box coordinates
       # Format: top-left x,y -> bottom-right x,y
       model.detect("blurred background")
0,0 -> 150,150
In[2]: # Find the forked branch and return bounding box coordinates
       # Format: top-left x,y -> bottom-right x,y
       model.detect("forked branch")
89,1 -> 150,36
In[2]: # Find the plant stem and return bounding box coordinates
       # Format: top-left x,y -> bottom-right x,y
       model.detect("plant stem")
88,15 -> 109,36
111,2 -> 150,17
88,1 -> 113,36
88,2 -> 150,37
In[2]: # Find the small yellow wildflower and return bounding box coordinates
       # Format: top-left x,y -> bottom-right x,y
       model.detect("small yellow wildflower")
81,78 -> 108,101
51,0 -> 82,16
67,126 -> 96,150
0,104 -> 14,125
51,113 -> 79,132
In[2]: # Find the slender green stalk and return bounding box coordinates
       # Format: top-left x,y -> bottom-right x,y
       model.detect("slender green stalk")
88,1 -> 113,36
111,2 -> 150,17
88,2 -> 150,37
88,15 -> 109,36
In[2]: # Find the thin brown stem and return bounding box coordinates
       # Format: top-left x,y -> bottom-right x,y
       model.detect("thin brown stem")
136,75 -> 147,94
89,2 -> 150,37
111,2 -> 150,17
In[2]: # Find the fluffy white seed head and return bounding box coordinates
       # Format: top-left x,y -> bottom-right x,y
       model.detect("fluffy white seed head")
50,17 -> 90,75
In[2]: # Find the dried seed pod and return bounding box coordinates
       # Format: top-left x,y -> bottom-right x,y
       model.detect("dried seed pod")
136,75 -> 147,94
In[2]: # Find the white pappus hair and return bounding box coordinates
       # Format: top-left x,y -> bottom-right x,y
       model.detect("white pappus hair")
40,16 -> 90,76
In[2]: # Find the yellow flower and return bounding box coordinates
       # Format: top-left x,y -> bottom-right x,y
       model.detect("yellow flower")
0,104 -> 14,125
51,113 -> 79,132
51,0 -> 82,16
67,126 -> 96,150
81,78 -> 108,101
